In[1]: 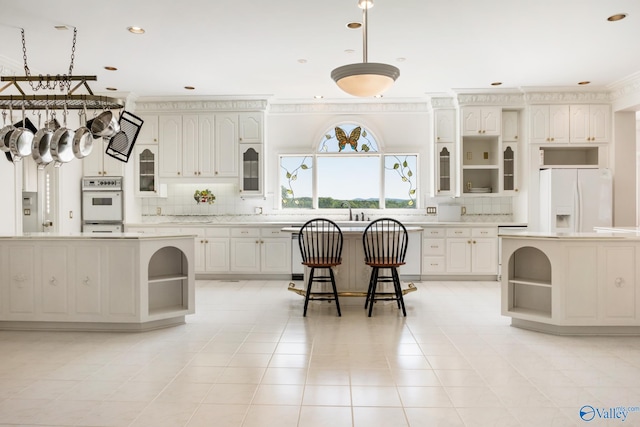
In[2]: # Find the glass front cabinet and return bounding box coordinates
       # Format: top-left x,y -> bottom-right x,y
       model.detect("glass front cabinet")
239,143 -> 263,196
436,143 -> 455,196
502,143 -> 518,193
135,145 -> 161,197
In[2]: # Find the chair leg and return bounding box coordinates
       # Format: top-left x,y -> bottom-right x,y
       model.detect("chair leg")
392,267 -> 406,317
329,268 -> 341,317
368,267 -> 379,317
364,267 -> 375,309
303,268 -> 315,317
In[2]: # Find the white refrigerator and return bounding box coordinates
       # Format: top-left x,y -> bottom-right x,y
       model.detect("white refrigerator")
539,168 -> 612,232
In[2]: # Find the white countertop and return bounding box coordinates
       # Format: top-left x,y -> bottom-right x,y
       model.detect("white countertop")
0,232 -> 197,240
499,229 -> 640,240
281,225 -> 424,233
129,221 -> 527,228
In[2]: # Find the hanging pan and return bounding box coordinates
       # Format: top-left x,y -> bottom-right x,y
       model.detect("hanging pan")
0,105 -> 16,152
9,105 -> 36,161
50,104 -> 75,167
73,104 -> 93,159
88,109 -> 119,139
32,106 -> 53,169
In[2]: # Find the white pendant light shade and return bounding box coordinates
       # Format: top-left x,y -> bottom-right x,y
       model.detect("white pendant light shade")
331,63 -> 400,97
331,0 -> 399,97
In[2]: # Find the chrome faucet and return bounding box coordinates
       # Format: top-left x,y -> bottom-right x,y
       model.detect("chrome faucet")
341,201 -> 352,221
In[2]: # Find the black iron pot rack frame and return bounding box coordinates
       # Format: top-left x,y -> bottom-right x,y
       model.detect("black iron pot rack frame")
0,75 -> 124,110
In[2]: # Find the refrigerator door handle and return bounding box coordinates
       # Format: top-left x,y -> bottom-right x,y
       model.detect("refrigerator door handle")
575,178 -> 582,232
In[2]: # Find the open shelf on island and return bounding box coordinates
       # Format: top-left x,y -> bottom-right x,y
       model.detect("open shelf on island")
507,247 -> 552,317
148,246 -> 189,315
509,277 -> 551,288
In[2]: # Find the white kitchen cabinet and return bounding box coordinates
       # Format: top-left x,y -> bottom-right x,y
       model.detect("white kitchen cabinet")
461,135 -> 500,194
40,245 -> 68,315
158,114 -> 183,177
74,245 -> 102,316
239,143 -> 263,195
239,112 -> 263,143
461,107 -> 501,136
183,114 -> 215,177
444,227 -> 498,275
529,104 -> 570,144
569,104 -> 610,143
435,143 -> 454,196
502,143 -> 518,193
214,113 -> 240,177
134,145 -> 162,197
83,137 -> 125,177
434,109 -> 456,143
600,245 -> 637,322
6,245 -> 36,315
194,228 -> 230,273
229,227 -> 291,274
501,110 -> 520,142
422,228 -> 445,274
261,237 -> 291,273
136,114 -> 159,144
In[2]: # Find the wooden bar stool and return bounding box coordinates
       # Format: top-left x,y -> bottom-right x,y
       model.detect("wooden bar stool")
298,218 -> 343,317
362,218 -> 408,317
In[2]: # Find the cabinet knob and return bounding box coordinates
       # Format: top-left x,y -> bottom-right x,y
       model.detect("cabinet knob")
200,240 -> 204,243
49,277 -> 57,286
473,240 -> 477,244
205,240 -> 209,243
467,240 -> 471,244
515,135 -> 518,139
215,171 -> 218,175
550,138 -> 555,142
615,277 -> 624,288
194,172 -> 198,176
255,240 -> 259,244
177,172 -> 181,175
239,137 -> 243,142
83,277 -> 91,286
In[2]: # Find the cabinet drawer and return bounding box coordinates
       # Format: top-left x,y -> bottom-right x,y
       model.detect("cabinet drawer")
472,227 -> 497,237
423,238 -> 445,256
231,228 -> 260,238
447,228 -> 471,237
261,228 -> 288,237
422,256 -> 445,273
206,227 -> 230,237
422,228 -> 445,238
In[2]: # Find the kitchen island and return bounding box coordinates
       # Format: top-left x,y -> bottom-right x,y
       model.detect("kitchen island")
500,229 -> 640,335
0,233 -> 195,331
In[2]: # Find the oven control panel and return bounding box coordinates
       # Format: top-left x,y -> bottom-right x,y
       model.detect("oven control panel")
82,176 -> 123,191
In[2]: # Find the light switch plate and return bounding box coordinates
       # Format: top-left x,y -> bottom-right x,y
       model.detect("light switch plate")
426,206 -> 437,215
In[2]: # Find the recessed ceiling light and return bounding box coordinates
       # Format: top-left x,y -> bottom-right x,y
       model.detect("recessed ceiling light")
347,22 -> 362,29
184,86 -> 195,90
297,59 -> 307,64
607,13 -> 627,22
491,82 -> 503,86
344,49 -> 355,54
127,26 -> 145,34
106,87 -> 118,91
104,66 -> 118,71
396,57 -> 406,62
54,25 -> 69,31
578,81 -> 591,85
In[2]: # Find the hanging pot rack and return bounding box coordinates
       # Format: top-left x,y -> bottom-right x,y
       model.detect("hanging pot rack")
0,27 -> 124,111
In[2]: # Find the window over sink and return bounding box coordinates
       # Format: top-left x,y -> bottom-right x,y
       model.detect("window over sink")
280,123 -> 417,210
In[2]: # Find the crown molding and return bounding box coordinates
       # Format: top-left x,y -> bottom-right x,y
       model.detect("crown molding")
455,92 -> 525,107
268,102 -> 429,114
607,72 -> 640,107
135,98 -> 269,113
522,90 -> 611,104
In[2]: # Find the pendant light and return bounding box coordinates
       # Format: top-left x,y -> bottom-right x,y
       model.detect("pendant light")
331,0 -> 400,97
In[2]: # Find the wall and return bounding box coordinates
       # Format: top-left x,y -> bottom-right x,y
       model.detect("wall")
612,111 -> 636,226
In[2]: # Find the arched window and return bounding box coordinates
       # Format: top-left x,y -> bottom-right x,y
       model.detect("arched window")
280,123 -> 417,210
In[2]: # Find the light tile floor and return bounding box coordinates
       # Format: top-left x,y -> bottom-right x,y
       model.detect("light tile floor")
0,279 -> 640,426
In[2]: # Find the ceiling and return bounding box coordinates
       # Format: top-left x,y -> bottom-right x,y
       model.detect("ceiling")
1,0 -> 640,103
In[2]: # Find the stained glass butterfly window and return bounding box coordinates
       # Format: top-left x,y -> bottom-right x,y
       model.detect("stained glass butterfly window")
318,123 -> 378,153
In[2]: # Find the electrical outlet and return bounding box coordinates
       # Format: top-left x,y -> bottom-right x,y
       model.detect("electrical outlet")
156,207 -> 162,215
466,152 -> 472,160
483,152 -> 489,160
69,211 -> 73,219
461,206 -> 467,215
426,206 -> 437,215
254,207 -> 263,214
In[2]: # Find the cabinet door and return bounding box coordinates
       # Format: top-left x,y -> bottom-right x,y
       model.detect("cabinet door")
230,238 -> 260,272
564,245 -> 598,321
159,115 -> 183,177
239,143 -> 262,195
434,109 -> 455,143
548,105 -> 570,143
436,143 -> 454,196
601,245 -> 636,321
83,138 -> 106,176
569,104 -> 591,143
41,245 -> 68,315
206,238 -> 230,272
214,113 -> 239,177
471,238 -> 497,274
194,237 -> 206,273
446,238 -> 471,273
261,238 -> 291,273
502,143 -> 517,193
480,107 -> 501,135
182,114 -> 199,177
136,114 -> 159,144
589,104 -> 610,143
198,113 -> 216,177
238,112 -> 263,143
75,246 -> 102,315
8,245 -> 36,314
107,245 -> 137,317
461,107 -> 482,136
501,111 -> 519,142
134,146 -> 159,196
529,105 -> 550,144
